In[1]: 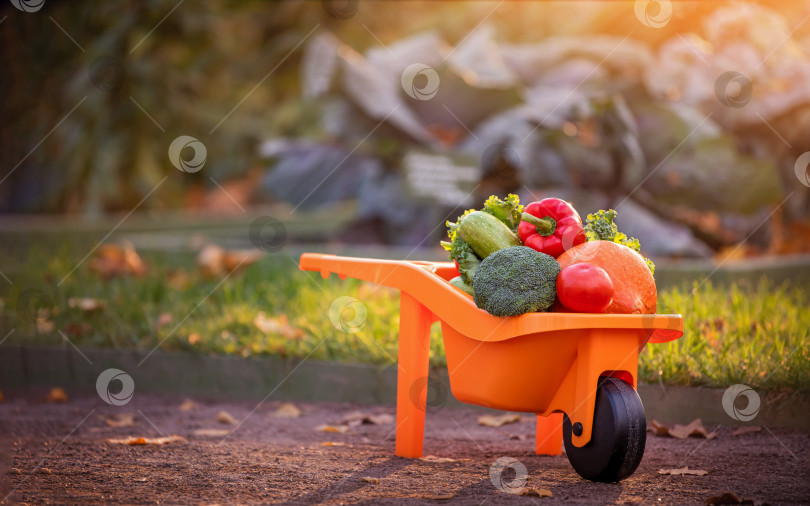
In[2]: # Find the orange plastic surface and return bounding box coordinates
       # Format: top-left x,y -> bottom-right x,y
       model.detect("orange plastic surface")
536,413 -> 563,455
299,253 -> 684,456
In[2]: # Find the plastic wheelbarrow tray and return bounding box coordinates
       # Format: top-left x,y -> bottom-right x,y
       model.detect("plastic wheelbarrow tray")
299,253 -> 684,482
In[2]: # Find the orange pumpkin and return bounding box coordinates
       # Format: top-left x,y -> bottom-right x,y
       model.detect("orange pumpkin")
556,241 -> 656,314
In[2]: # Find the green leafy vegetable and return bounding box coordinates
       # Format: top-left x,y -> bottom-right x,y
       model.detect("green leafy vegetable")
584,209 -> 655,275
441,234 -> 480,285
449,275 -> 475,296
480,194 -> 524,233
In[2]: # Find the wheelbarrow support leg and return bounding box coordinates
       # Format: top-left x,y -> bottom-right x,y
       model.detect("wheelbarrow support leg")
395,292 -> 433,458
535,413 -> 563,455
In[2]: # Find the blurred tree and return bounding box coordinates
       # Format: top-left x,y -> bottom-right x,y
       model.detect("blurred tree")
0,0 -> 323,214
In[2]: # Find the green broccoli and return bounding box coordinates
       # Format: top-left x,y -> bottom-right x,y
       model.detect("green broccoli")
584,209 -> 655,275
472,246 -> 561,317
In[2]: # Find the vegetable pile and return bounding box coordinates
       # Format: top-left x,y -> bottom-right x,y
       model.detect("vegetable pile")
442,194 -> 656,317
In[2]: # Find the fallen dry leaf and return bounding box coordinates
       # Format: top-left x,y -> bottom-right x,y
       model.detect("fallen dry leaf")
197,244 -> 227,277
342,411 -> 395,426
705,492 -> 743,505
192,429 -> 230,437
155,312 -> 173,329
424,493 -> 455,500
67,297 -> 107,313
670,419 -> 717,439
197,244 -> 263,278
89,241 -> 147,279
39,468 -> 52,475
254,312 -> 303,340
360,477 -> 379,483
165,269 -> 192,290
106,435 -> 186,445
648,420 -> 670,437
521,488 -> 553,498
273,402 -> 302,419
216,411 -> 237,425
478,413 -> 520,428
419,455 -> 458,463
320,442 -> 346,447
730,426 -> 762,436
649,419 -> 717,439
658,467 -> 708,476
368,414 -> 394,425
179,399 -> 199,412
105,413 -> 134,428
45,387 -> 68,403
223,249 -> 264,272
316,424 -> 349,434
36,317 -> 54,334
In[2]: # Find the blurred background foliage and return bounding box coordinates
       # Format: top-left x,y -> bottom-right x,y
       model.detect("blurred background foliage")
1,0 -> 809,258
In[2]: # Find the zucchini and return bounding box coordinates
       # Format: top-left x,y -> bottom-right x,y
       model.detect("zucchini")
458,211 -> 522,259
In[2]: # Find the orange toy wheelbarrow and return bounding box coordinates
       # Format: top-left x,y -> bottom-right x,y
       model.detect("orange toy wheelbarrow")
300,253 -> 683,482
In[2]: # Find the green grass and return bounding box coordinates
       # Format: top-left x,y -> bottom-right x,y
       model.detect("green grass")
1,245 -> 808,391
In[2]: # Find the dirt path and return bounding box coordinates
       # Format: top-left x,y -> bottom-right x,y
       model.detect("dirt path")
0,392 -> 807,505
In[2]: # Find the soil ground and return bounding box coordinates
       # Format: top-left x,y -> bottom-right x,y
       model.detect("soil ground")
0,392 -> 807,505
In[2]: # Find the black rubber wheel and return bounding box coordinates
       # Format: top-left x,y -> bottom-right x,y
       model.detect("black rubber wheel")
563,376 -> 646,482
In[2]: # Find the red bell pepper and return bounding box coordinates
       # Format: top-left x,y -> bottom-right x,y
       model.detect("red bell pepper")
518,199 -> 586,258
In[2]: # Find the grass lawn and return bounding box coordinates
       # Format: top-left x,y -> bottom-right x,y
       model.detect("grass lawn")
1,244 -> 808,391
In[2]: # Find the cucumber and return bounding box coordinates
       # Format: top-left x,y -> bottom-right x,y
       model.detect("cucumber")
449,275 -> 474,296
458,211 -> 522,259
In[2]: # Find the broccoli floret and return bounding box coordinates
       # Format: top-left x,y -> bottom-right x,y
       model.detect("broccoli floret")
472,246 -> 560,317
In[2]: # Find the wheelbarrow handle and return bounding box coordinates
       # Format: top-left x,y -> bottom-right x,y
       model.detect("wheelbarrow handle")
299,253 -> 452,285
